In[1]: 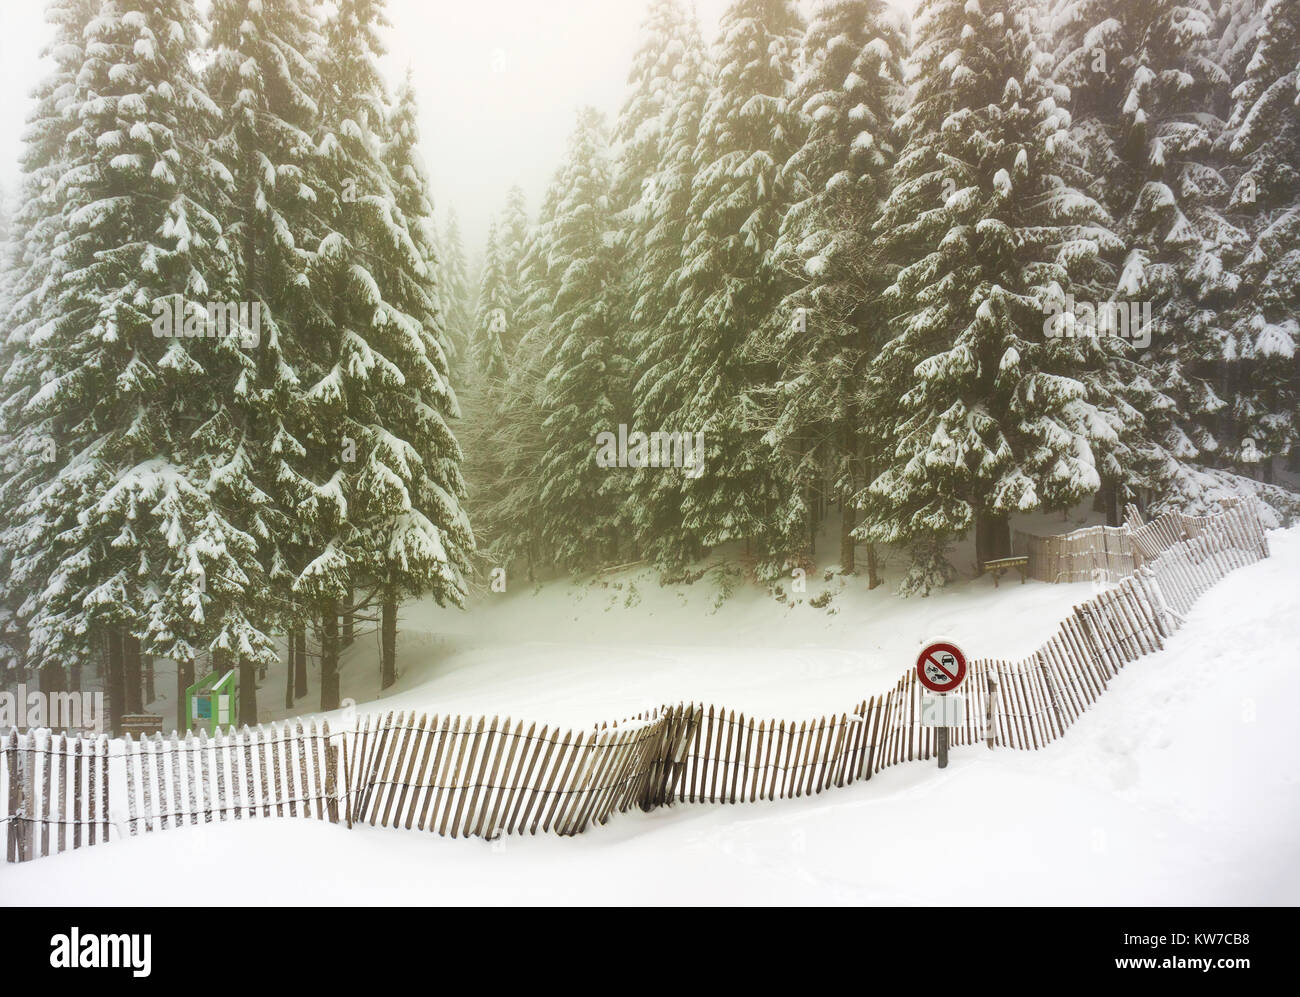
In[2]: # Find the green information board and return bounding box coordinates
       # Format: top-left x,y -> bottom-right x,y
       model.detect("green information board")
184,668 -> 239,734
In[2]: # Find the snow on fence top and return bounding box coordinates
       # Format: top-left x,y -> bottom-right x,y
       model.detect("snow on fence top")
1013,496 -> 1266,584
0,500 -> 1271,862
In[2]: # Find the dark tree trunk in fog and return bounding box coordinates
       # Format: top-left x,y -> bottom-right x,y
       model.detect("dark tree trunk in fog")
974,509 -> 1011,568
38,660 -> 65,696
381,587 -> 397,690
123,634 -> 142,714
212,645 -> 230,677
176,658 -> 193,733
807,486 -> 817,557
342,585 -> 354,648
839,499 -> 856,574
1101,481 -> 1120,527
294,629 -> 308,698
238,655 -> 257,727
865,542 -> 882,590
285,636 -> 296,709
321,602 -> 340,711
106,629 -> 125,736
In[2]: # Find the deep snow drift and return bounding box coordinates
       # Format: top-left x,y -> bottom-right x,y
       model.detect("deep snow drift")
5,527 -> 1298,906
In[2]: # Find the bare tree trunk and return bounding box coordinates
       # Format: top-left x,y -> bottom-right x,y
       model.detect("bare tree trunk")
285,636 -> 295,710
176,658 -> 194,733
123,634 -> 142,715
294,628 -> 308,698
37,661 -> 65,697
866,542 -> 882,590
807,486 -> 817,558
381,587 -> 397,691
143,655 -> 155,706
238,654 -> 256,727
342,584 -> 354,648
1101,481 -> 1120,527
840,500 -> 856,574
321,602 -> 340,711
106,629 -> 125,736
975,509 -> 1011,569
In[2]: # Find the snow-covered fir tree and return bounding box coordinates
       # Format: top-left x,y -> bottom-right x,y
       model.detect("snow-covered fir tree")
374,60 -> 473,689
1052,0 -> 1246,513
480,184 -> 561,579
0,0 -> 96,683
438,207 -> 474,374
1216,0 -> 1266,85
1224,0 -> 1300,478
652,0 -> 806,578
10,0 -> 278,730
206,0 -> 333,711
472,220 -> 510,384
525,108 -> 625,569
619,1 -> 714,567
305,0 -> 471,694
860,0 -> 1124,594
496,185 -> 531,357
771,0 -> 909,583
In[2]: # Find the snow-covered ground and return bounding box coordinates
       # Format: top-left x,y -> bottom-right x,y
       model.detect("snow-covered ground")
6,526 -> 1298,906
133,505 -> 1112,730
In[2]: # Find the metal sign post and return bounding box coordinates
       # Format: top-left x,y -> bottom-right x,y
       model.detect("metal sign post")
938,708 -> 949,769
916,640 -> 969,768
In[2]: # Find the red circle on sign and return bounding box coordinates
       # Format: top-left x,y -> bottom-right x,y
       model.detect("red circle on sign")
916,642 -> 967,693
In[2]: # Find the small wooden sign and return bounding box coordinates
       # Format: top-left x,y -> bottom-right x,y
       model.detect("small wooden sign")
121,713 -> 165,736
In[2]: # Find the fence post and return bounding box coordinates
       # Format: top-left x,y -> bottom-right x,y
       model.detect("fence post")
340,720 -> 354,829
640,704 -> 698,810
14,730 -> 31,862
985,673 -> 997,749
323,720 -> 339,825
5,729 -> 25,862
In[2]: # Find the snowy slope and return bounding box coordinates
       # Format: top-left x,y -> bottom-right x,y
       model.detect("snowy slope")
190,505 -> 1113,729
6,527 -> 1298,906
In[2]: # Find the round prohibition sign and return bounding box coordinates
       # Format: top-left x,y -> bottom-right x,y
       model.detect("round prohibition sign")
916,641 -> 967,693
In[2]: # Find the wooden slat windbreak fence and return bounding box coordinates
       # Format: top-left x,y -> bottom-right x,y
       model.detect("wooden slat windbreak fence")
1013,524 -> 1139,583
330,500 -> 1272,824
1,730 -> 111,864
116,721 -> 339,834
0,500 -> 1273,862
339,707 -> 698,837
2,721 -> 338,863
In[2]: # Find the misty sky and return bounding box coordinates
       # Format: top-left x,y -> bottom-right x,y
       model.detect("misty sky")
0,0 -> 917,263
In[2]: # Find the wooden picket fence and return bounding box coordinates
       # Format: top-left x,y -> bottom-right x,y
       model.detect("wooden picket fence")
1014,495 -> 1269,585
116,721 -> 339,834
1013,524 -> 1138,583
2,721 -> 337,862
341,707 -> 695,837
0,499 -> 1274,861
1,730 -> 111,863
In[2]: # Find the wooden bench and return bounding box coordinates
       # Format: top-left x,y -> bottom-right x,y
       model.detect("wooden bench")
980,555 -> 1029,587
